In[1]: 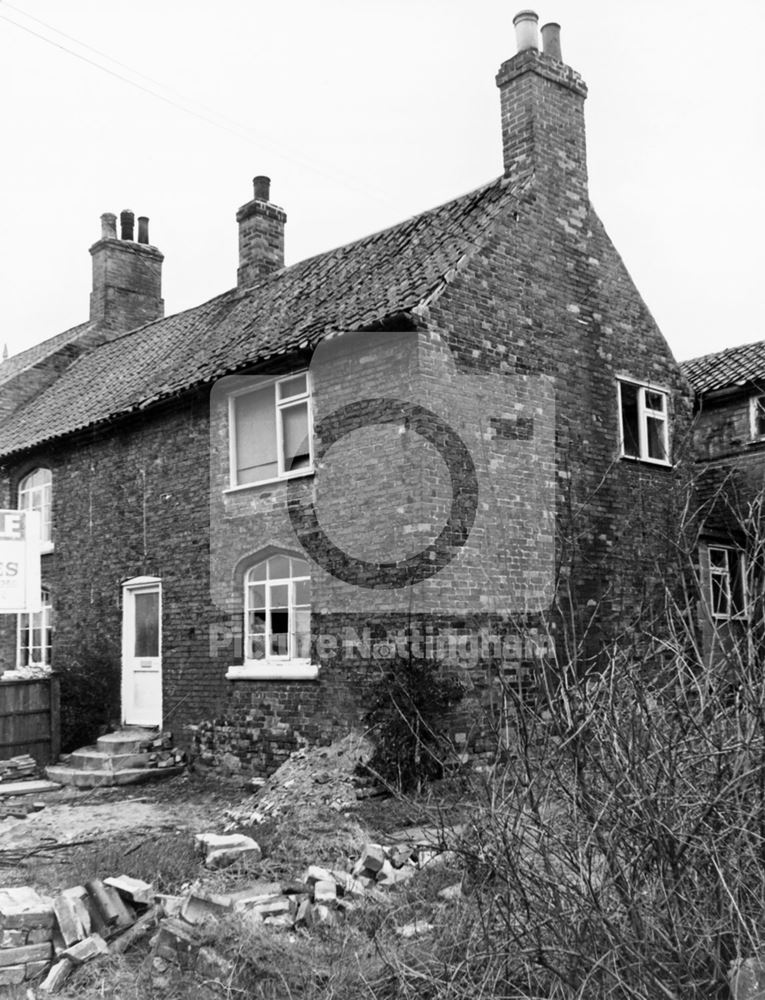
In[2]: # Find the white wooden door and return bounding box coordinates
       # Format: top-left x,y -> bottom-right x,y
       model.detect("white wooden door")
121,577 -> 162,727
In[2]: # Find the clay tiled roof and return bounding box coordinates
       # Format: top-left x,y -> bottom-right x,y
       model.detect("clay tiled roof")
682,339 -> 765,395
0,176 -> 520,456
0,322 -> 92,386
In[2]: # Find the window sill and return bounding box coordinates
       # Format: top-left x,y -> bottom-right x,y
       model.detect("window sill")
224,469 -> 315,495
2,665 -> 52,681
40,543 -> 54,555
226,662 -> 320,681
620,454 -> 672,468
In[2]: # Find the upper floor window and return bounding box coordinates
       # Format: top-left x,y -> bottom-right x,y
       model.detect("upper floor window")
618,380 -> 670,465
709,545 -> 747,620
229,372 -> 313,488
750,394 -> 765,441
17,588 -> 53,668
245,554 -> 311,664
18,468 -> 53,551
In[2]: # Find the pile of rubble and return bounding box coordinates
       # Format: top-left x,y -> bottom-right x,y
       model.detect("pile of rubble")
225,733 -> 376,828
0,877 -> 158,991
0,754 -> 37,783
166,828 -> 461,940
0,820 -> 464,993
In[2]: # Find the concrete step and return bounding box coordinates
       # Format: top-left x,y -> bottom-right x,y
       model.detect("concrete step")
45,763 -> 185,789
67,749 -> 156,773
96,728 -> 158,756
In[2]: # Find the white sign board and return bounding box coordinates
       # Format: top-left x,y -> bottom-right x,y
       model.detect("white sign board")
0,510 -> 41,614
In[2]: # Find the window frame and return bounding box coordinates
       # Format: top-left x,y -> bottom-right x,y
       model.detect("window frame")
18,468 -> 53,553
708,545 -> 748,621
749,393 -> 765,441
617,379 -> 671,466
227,371 -> 314,491
226,553 -> 318,681
16,587 -> 53,669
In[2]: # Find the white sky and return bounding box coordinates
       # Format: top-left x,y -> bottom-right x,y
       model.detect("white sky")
0,1 -> 762,364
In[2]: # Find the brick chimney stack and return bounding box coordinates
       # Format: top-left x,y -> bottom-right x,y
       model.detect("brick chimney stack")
496,11 -> 588,197
89,211 -> 164,333
236,176 -> 287,289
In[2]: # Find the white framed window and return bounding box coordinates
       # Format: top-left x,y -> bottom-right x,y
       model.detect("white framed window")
709,546 -> 747,620
18,468 -> 53,551
228,372 -> 313,488
618,380 -> 670,465
750,394 -> 765,441
17,588 -> 53,668
227,553 -> 317,681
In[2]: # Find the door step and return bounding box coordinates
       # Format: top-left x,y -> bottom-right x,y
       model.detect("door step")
45,729 -> 185,789
46,763 -> 185,788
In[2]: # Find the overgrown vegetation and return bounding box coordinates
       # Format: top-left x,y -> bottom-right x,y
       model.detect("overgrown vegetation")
371,487 -> 765,998
364,656 -> 465,792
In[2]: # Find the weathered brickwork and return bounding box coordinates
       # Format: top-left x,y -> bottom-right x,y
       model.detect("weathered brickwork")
0,33 -> 693,775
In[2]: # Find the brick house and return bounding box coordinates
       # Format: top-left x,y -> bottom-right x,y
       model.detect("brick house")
682,344 -> 765,662
0,12 -> 690,773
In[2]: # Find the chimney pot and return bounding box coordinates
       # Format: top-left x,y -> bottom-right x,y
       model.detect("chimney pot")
100,213 -> 117,240
253,175 -> 271,201
513,10 -> 539,52
137,216 -> 150,244
120,210 -> 135,241
541,22 -> 562,61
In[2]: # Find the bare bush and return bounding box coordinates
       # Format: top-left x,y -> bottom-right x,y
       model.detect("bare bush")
378,484 -> 765,999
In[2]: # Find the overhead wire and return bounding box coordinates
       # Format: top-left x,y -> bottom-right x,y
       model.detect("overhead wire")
0,1 -> 394,207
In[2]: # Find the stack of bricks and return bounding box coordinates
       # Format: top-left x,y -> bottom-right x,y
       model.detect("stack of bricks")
0,887 -> 54,987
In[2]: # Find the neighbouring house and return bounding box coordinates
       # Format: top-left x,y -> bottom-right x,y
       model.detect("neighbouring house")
0,11 -> 691,774
682,343 -> 765,664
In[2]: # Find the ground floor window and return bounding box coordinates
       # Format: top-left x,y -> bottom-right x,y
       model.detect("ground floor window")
245,554 -> 311,663
17,588 -> 53,667
709,546 -> 747,619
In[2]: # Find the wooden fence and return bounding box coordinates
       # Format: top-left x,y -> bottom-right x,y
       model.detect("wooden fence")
0,674 -> 60,766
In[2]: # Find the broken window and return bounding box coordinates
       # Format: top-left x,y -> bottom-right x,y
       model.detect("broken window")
230,372 -> 312,487
245,555 -> 311,663
709,545 -> 747,619
618,380 -> 670,464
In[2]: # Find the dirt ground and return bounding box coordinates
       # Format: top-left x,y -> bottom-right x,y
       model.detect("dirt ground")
0,742 -> 470,998
0,783 -> 215,850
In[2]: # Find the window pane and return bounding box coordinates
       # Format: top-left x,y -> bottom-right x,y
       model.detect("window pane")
620,383 -> 640,458
268,555 -> 290,579
247,584 -> 265,608
270,610 -> 289,657
270,584 -> 288,608
281,402 -> 310,472
710,549 -> 728,570
644,391 -> 665,413
248,610 -> 266,632
731,555 -> 747,616
134,592 -> 159,657
291,558 -> 309,578
248,561 -> 267,584
295,579 -> 310,604
277,374 -> 307,400
755,396 -> 765,438
235,387 -> 277,484
292,608 -> 311,659
646,416 -> 667,461
248,635 -> 266,660
711,572 -> 728,617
